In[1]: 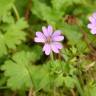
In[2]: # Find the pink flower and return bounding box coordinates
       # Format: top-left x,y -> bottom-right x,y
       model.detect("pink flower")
34,25 -> 64,55
88,13 -> 96,34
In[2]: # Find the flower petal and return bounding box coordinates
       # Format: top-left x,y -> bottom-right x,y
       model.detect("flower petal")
48,25 -> 53,35
34,37 -> 45,43
91,29 -> 96,34
36,32 -> 45,37
93,13 -> 96,19
51,43 -> 59,53
42,26 -> 49,37
52,30 -> 61,37
87,24 -> 95,29
52,36 -> 64,41
89,16 -> 96,23
43,44 -> 51,55
53,42 -> 63,49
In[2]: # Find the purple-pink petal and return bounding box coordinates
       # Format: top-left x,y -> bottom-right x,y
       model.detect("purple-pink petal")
52,36 -> 64,42
93,13 -> 96,19
34,37 -> 45,43
36,32 -> 46,40
87,13 -> 96,35
52,30 -> 61,37
87,24 -> 95,29
42,26 -> 49,37
88,16 -> 96,23
43,44 -> 51,55
53,42 -> 63,49
91,29 -> 96,34
47,25 -> 53,35
51,43 -> 59,53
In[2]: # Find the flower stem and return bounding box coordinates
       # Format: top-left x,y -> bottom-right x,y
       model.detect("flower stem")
73,76 -> 84,96
12,5 -> 20,20
50,52 -> 56,96
25,65 -> 35,96
50,51 -> 54,61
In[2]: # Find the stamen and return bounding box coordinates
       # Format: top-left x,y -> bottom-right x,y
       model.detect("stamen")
46,36 -> 52,43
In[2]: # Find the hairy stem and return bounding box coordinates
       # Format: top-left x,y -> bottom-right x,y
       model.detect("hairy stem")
28,87 -> 35,96
26,65 -> 35,96
12,5 -> 20,20
71,89 -> 76,96
50,52 -> 54,61
50,52 -> 56,96
24,0 -> 32,21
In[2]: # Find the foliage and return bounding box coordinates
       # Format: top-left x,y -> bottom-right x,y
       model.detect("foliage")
0,0 -> 96,96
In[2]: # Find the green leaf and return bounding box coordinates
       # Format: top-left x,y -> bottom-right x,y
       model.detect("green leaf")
51,0 -> 84,10
0,33 -> 7,57
51,0 -> 65,9
18,45 -> 42,62
0,0 -> 14,17
55,74 -> 64,87
2,13 -> 14,24
1,51 -> 51,91
0,18 -> 28,57
31,64 -> 50,91
31,45 -> 42,62
4,18 -> 28,49
32,0 -> 62,25
51,0 -> 66,17
61,23 -> 82,45
84,82 -> 96,96
1,51 -> 33,90
76,40 -> 89,53
64,76 -> 75,89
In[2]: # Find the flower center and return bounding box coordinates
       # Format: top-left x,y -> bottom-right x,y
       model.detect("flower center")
46,36 -> 52,43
